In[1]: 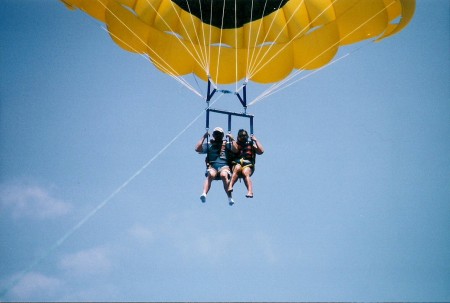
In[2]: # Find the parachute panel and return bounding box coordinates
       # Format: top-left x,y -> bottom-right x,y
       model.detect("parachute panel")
147,30 -> 195,76
334,0 -> 389,45
376,0 -> 416,40
250,44 -> 294,83
293,22 -> 339,70
106,0 -> 150,53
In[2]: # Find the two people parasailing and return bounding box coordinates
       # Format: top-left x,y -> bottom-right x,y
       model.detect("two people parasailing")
195,127 -> 264,206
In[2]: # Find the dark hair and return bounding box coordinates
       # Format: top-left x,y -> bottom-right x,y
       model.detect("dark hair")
210,132 -> 223,144
213,130 -> 223,137
238,129 -> 248,137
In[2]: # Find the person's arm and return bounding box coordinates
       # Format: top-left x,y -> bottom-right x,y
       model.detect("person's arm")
252,135 -> 264,155
226,133 -> 239,153
195,132 -> 208,153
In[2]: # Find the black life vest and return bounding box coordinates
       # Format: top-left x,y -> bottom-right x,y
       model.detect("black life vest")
236,140 -> 255,163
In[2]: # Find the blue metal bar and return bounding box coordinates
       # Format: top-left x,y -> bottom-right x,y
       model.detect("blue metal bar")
206,108 -> 210,130
235,84 -> 247,110
208,108 -> 254,119
206,79 -> 217,102
205,81 -> 254,136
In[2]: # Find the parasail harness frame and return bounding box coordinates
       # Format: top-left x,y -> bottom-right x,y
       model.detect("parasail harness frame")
205,79 -> 254,136
203,79 -> 255,179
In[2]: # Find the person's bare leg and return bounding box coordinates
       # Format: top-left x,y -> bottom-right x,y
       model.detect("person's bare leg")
200,169 -> 217,202
228,165 -> 242,192
221,169 -> 234,205
242,168 -> 254,198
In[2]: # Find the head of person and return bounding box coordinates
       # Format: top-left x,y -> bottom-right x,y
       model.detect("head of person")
212,127 -> 224,141
237,129 -> 249,143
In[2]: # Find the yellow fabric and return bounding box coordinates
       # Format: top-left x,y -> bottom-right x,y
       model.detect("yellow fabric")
61,0 -> 415,84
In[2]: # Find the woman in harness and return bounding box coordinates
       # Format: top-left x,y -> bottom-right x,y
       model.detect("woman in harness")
227,129 -> 264,198
195,127 -> 235,205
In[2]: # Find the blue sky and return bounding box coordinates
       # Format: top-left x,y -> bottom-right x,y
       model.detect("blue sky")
1,0 -> 449,301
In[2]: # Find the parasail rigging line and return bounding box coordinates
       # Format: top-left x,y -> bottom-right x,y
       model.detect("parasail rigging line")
250,52 -> 352,105
154,0 -> 214,70
234,0 -> 238,92
206,0 -> 214,76
244,0 -> 256,82
99,6 -> 201,95
0,94 -> 223,299
101,26 -> 202,98
247,0 -> 338,79
197,0 -> 211,73
103,0 -> 236,99
247,0 -> 296,78
248,0 -> 394,80
172,0 -> 209,70
251,39 -> 371,105
214,0 -> 228,85
62,3 -> 202,98
245,0 -> 270,79
249,1 -> 398,105
99,0 -> 208,79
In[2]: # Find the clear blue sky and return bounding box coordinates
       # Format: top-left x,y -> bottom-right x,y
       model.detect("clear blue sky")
1,0 -> 449,301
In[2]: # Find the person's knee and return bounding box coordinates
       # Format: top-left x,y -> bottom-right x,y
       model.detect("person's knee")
233,165 -> 242,174
242,167 -> 252,177
207,169 -> 218,180
220,170 -> 230,180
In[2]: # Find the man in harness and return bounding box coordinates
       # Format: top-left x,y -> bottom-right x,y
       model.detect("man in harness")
195,127 -> 235,205
227,129 -> 264,198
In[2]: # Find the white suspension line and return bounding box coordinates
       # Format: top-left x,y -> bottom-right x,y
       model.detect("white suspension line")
207,0 -> 214,74
248,0 -> 333,79
146,0 -> 209,71
249,1 -> 396,104
250,52 -> 351,105
197,0 -> 210,73
98,1 -> 199,83
213,0 -> 227,85
247,0 -> 298,77
101,26 -> 203,98
173,0 -> 209,70
0,97 -> 219,299
245,0 -> 256,81
246,0 -> 270,79
235,0 -> 238,92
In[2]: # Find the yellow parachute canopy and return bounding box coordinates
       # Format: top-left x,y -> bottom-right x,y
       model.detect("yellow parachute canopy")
61,0 -> 415,84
